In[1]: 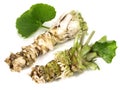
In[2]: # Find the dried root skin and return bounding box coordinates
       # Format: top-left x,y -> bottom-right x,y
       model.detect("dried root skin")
30,60 -> 61,83
5,10 -> 87,72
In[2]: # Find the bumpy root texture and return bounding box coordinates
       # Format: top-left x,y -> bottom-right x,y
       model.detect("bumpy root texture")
5,10 -> 87,72
30,31 -> 99,83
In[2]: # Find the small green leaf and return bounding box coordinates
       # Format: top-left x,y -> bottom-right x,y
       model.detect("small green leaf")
98,36 -> 107,43
16,3 -> 56,38
16,10 -> 42,38
92,38 -> 117,63
30,3 -> 56,23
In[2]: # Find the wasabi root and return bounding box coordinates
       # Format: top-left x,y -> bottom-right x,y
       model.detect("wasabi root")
30,31 -> 117,83
5,10 -> 87,72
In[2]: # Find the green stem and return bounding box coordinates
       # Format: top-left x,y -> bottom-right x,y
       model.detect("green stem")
85,31 -> 95,45
42,25 -> 50,29
80,31 -> 87,45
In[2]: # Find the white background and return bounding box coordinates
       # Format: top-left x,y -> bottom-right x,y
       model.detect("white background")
0,0 -> 120,90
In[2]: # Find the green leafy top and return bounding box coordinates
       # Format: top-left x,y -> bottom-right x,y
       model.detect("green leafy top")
92,36 -> 117,63
16,3 -> 56,38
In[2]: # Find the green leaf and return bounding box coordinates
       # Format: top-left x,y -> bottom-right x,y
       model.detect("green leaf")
30,3 -> 56,23
98,36 -> 107,43
16,10 -> 42,38
16,3 -> 56,38
92,38 -> 117,63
